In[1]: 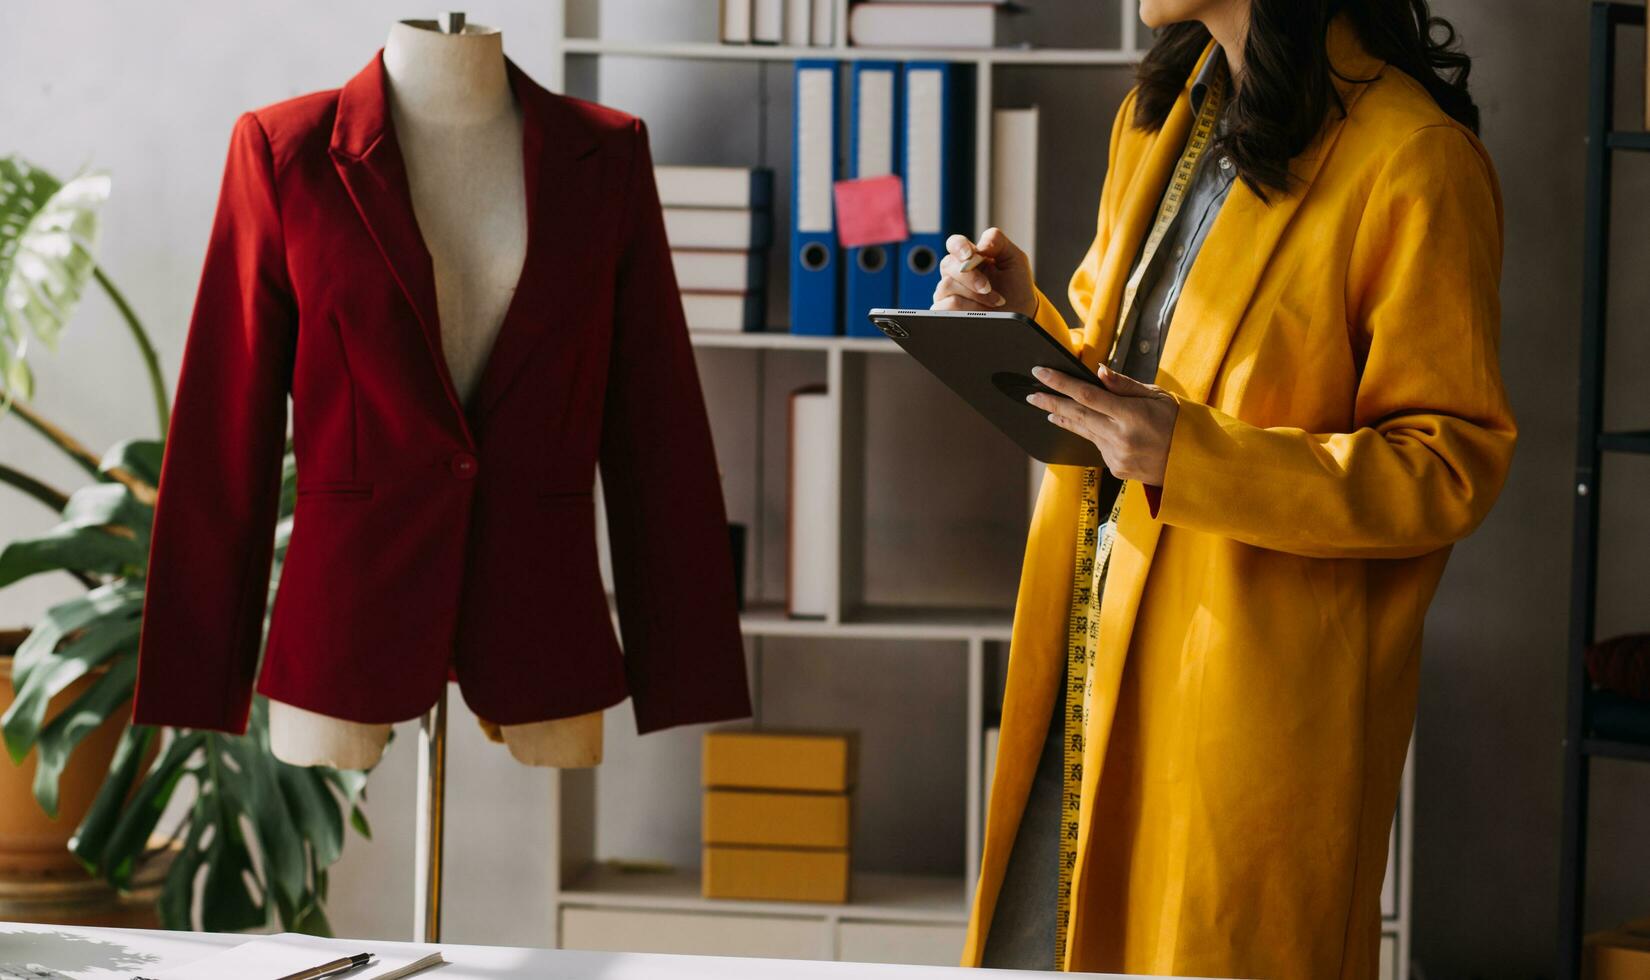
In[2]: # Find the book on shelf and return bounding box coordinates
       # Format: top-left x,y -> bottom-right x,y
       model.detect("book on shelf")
848,1 -> 1029,49
682,291 -> 765,332
786,0 -> 812,45
722,0 -> 833,46
788,386 -> 833,619
656,165 -> 774,209
673,249 -> 767,292
812,0 -> 834,45
721,0 -> 752,43
990,106 -> 1039,273
664,207 -> 773,250
753,0 -> 783,43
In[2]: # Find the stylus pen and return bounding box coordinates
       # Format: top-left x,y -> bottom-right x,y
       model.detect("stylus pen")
274,952 -> 373,980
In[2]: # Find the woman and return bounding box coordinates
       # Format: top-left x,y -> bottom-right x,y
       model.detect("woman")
935,0 -> 1514,976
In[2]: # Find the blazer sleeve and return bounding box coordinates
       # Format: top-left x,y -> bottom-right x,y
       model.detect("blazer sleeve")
600,119 -> 753,734
1152,124 -> 1517,559
1032,88 -> 1138,356
132,112 -> 295,733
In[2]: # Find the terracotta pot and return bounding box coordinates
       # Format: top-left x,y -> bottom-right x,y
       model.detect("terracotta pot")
0,628 -> 136,878
0,842 -> 172,927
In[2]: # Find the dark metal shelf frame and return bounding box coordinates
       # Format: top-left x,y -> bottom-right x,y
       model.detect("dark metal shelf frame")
1558,4 -> 1650,977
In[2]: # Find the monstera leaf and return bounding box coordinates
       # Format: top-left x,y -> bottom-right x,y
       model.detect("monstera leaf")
0,156 -> 110,404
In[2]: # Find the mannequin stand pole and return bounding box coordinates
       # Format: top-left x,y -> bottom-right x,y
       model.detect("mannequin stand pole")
413,686 -> 448,943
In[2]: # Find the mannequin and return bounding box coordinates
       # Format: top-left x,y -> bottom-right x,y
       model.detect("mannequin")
267,17 -> 603,771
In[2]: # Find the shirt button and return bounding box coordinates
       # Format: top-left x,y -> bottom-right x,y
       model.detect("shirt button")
1137,340 -> 1151,354
450,452 -> 478,479
1218,155 -> 1233,171
1172,243 -> 1186,259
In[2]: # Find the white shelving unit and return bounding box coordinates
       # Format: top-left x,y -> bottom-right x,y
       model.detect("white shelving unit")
539,1 -> 1413,971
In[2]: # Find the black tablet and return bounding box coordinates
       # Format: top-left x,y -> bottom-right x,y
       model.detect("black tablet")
866,308 -> 1104,467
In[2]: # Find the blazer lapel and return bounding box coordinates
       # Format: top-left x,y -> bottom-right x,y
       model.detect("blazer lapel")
471,62 -> 602,425
328,51 -> 474,445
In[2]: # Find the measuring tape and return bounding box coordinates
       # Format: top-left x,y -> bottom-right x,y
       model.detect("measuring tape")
1053,68 -> 1227,967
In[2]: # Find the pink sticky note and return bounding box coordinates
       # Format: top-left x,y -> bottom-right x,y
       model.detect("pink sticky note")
833,175 -> 909,248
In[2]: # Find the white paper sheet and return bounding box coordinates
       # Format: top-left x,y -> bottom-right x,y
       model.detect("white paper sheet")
137,933 -> 442,980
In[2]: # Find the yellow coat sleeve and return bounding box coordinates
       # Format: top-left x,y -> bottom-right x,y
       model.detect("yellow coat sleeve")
1155,124 -> 1517,559
1032,89 -> 1138,354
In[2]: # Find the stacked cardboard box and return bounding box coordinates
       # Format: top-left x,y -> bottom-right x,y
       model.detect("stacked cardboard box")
1587,916 -> 1650,980
701,730 -> 856,903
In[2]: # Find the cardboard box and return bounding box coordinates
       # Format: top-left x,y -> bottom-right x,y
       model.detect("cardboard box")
1587,916 -> 1650,980
704,789 -> 851,849
702,845 -> 850,903
703,730 -> 856,792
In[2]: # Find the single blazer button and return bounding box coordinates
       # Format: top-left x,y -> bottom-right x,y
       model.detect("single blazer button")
450,452 -> 478,479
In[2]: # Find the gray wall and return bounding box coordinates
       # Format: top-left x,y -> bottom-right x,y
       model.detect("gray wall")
2,1 -> 1647,975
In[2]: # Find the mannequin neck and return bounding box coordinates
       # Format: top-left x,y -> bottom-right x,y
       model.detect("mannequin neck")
383,21 -> 514,126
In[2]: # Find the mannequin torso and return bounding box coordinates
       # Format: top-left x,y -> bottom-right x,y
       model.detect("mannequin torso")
267,19 -> 602,770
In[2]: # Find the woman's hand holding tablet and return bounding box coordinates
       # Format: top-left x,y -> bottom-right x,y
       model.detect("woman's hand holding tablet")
912,225 -> 1179,485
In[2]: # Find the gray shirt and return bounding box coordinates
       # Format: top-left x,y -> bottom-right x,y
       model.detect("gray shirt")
1111,49 -> 1237,383
979,50 -> 1236,972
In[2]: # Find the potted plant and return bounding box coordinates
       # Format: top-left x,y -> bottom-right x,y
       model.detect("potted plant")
0,154 -> 371,933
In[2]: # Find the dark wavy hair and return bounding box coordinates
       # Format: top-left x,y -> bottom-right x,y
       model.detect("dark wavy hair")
1132,0 -> 1478,200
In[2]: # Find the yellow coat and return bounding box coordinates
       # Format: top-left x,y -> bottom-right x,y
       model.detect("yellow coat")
963,17 -> 1515,979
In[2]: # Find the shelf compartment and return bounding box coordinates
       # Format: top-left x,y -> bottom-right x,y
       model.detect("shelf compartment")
561,37 -> 1142,67
1598,429 -> 1650,453
560,864 -> 968,924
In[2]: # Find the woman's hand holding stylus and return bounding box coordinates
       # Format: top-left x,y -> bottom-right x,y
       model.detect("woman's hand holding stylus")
932,227 -> 1036,317
932,227 -> 1176,485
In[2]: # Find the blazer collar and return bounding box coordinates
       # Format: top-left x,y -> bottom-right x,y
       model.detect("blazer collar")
327,51 -> 601,444
329,49 -> 597,163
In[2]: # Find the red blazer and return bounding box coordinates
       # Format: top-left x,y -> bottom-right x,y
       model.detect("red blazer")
133,53 -> 752,735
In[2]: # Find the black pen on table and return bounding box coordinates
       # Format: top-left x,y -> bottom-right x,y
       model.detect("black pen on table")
274,952 -> 374,980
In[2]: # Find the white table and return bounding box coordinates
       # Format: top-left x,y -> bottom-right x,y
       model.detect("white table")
0,922 -> 1189,978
